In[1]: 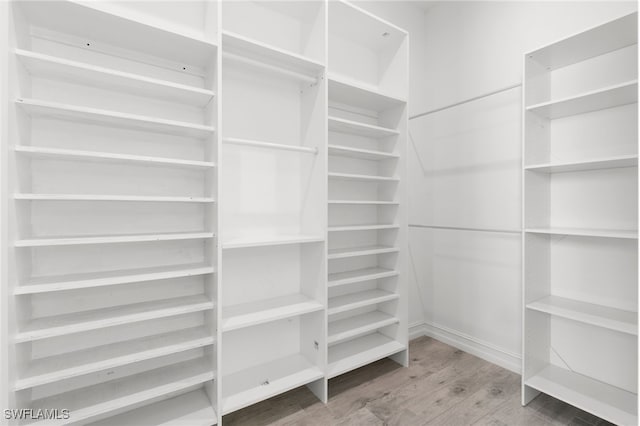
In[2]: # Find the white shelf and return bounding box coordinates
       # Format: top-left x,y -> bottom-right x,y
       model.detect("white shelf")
222,294 -> 323,332
221,354 -> 323,415
15,263 -> 214,295
525,155 -> 638,173
16,295 -> 214,343
15,145 -> 215,170
526,80 -> 638,119
90,388 -> 217,426
30,358 -> 215,426
328,172 -> 399,182
15,327 -> 214,390
16,1 -> 217,69
16,98 -> 215,139
328,311 -> 398,345
328,74 -> 406,112
328,289 -> 398,315
525,227 -> 638,239
222,234 -> 324,249
15,194 -> 215,203
15,231 -> 214,247
328,116 -> 399,138
16,49 -> 215,107
328,245 -> 399,260
329,200 -> 398,205
328,144 -> 399,160
328,224 -> 400,232
328,267 -> 398,287
527,295 -> 638,335
525,365 -> 637,426
327,333 -> 405,379
223,137 -> 317,154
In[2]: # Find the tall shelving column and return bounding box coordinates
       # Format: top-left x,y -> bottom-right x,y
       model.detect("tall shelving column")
522,12 -> 638,426
326,0 -> 409,380
4,1 -> 220,424
218,0 -> 328,417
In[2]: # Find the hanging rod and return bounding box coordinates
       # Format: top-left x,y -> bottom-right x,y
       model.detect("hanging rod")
409,83 -> 522,120
222,51 -> 318,84
409,224 -> 521,234
223,137 -> 318,154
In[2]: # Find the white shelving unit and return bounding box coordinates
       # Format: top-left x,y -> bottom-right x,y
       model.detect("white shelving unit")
522,12 -> 638,426
326,0 -> 409,385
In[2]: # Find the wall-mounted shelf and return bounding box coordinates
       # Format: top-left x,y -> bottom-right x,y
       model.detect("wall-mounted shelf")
328,245 -> 399,260
328,289 -> 398,315
524,228 -> 638,239
15,231 -> 214,247
223,137 -> 317,154
328,74 -> 406,112
328,311 -> 398,345
328,145 -> 399,160
222,235 -> 324,249
15,194 -> 216,203
328,267 -> 398,287
329,224 -> 400,232
328,116 -> 399,138
525,155 -> 638,173
328,333 -> 406,379
329,172 -> 399,182
329,200 -> 398,205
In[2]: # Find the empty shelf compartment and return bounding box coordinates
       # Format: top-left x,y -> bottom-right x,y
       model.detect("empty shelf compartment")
328,289 -> 398,315
328,311 -> 398,345
328,333 -> 405,379
328,267 -> 398,287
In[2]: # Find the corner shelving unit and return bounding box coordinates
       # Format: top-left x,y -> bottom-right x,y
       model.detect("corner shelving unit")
4,1 -> 220,424
522,12 -> 638,426
326,0 -> 409,384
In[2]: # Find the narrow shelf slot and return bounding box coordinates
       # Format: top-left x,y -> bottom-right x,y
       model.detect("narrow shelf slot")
525,365 -> 637,426
16,98 -> 215,139
525,155 -> 638,173
222,354 -> 323,415
526,80 -> 638,119
223,137 -> 317,154
16,49 -> 215,107
328,311 -> 398,345
329,200 -> 398,205
15,231 -> 214,248
328,145 -> 399,160
328,246 -> 399,260
329,172 -> 399,182
16,295 -> 214,343
328,289 -> 398,315
15,263 -> 214,295
328,116 -> 399,138
222,235 -> 324,249
328,74 -> 406,112
29,358 -> 215,426
527,295 -> 638,335
15,194 -> 215,203
328,224 -> 400,232
222,294 -> 323,332
525,227 -> 638,239
15,327 -> 215,390
15,145 -> 216,170
328,267 -> 398,287
328,333 -> 405,379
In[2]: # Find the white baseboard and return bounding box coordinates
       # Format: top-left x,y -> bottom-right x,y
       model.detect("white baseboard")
410,321 -> 521,374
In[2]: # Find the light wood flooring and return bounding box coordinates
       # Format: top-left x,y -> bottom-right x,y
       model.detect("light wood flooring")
224,336 -> 615,426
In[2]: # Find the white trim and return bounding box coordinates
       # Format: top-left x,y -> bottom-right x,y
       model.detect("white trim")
408,321 -> 426,341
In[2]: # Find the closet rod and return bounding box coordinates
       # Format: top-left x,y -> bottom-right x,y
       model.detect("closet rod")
409,224 -> 521,234
409,83 -> 521,120
222,51 -> 318,84
223,137 -> 318,154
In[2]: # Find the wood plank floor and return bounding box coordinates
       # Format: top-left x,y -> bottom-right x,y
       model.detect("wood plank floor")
224,336 -> 615,426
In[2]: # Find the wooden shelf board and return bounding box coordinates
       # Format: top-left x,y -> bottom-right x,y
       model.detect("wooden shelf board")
328,289 -> 398,315
16,98 -> 215,139
16,295 -> 214,343
328,172 -> 399,182
328,116 -> 398,138
222,235 -> 324,249
15,231 -> 214,247
526,80 -> 638,119
328,333 -> 405,379
221,354 -> 323,415
222,294 -> 324,332
16,49 -> 215,107
328,245 -> 399,260
16,1 -> 217,68
525,228 -> 638,239
15,327 -> 215,390
525,364 -> 637,426
328,74 -> 406,112
328,144 -> 399,160
328,224 -> 400,232
525,155 -> 638,173
328,311 -> 398,345
328,267 -> 398,287
223,137 -> 317,154
30,358 -> 215,426
15,194 -> 215,203
527,295 -> 637,335
90,388 -> 217,426
15,145 -> 215,169
15,263 -> 214,295
329,200 -> 398,205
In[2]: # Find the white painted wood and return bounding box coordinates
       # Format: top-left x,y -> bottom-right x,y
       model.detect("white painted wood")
328,172 -> 399,182
222,137 -> 318,154
222,235 -> 324,249
328,224 -> 399,232
328,267 -> 398,287
328,144 -> 399,160
328,245 -> 399,260
328,200 -> 398,205
525,155 -> 638,173
328,116 -> 398,138
15,231 -> 214,248
327,332 -> 405,379
525,227 -> 637,239
328,311 -> 398,345
15,194 -> 216,203
328,289 -> 399,315
328,75 -> 406,112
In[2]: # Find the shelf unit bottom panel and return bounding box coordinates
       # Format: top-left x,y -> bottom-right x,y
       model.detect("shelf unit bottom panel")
221,354 -> 323,415
525,364 -> 637,426
89,388 -> 217,426
328,333 -> 405,379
